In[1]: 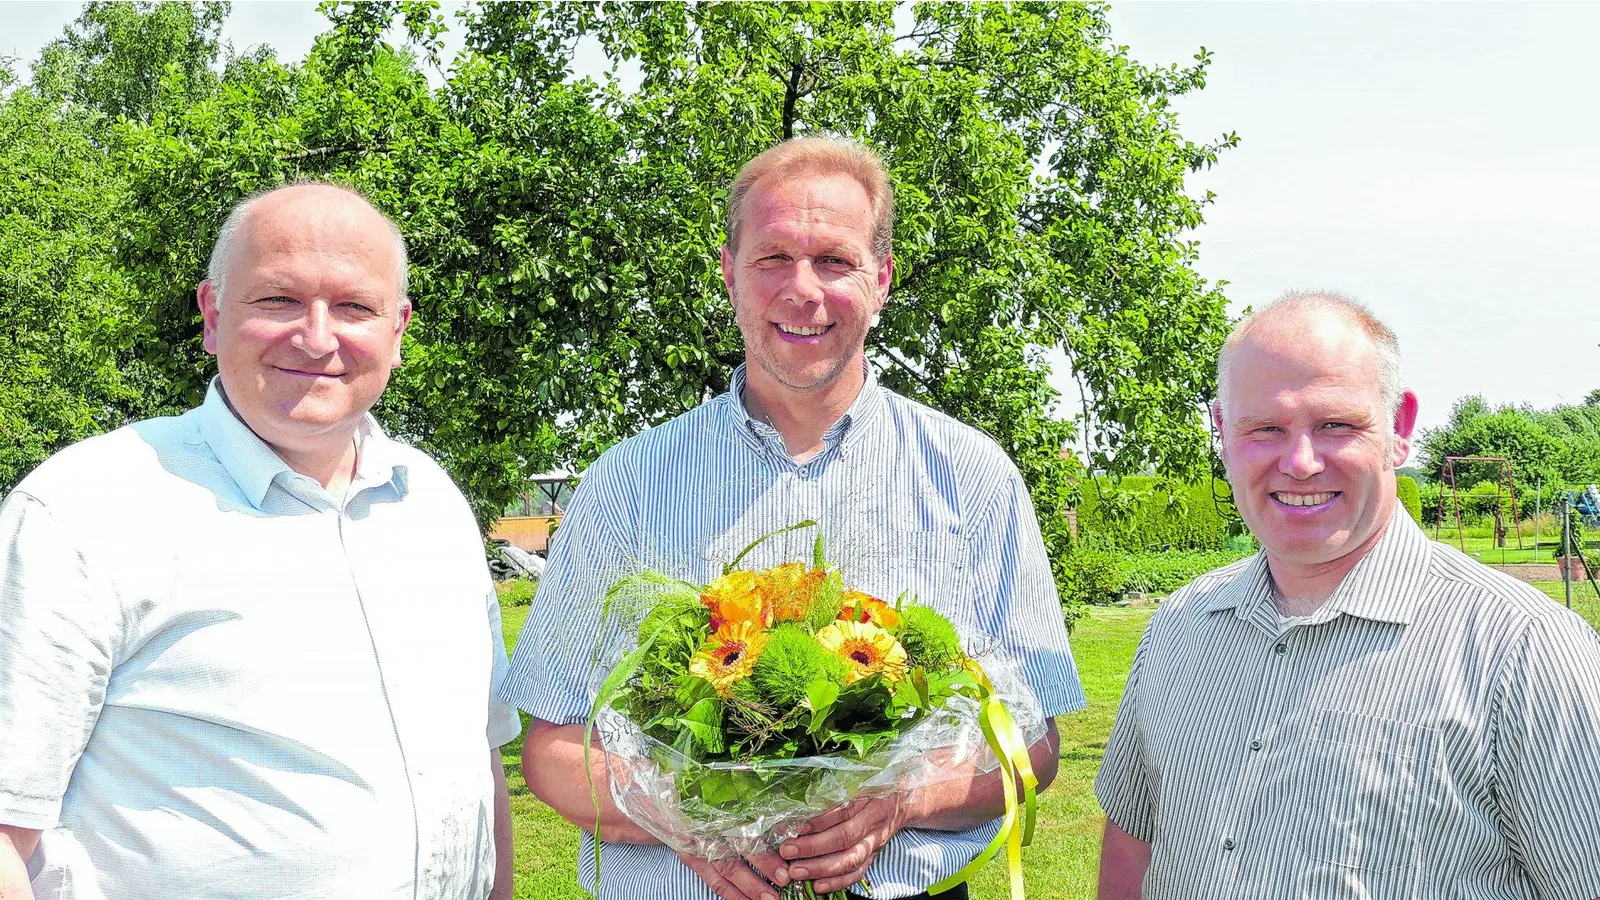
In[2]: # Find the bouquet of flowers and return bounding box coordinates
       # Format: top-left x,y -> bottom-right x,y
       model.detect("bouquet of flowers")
584,521 -> 1042,900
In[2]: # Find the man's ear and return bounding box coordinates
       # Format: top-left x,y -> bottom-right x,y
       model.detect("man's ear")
198,281 -> 221,354
874,252 -> 893,312
720,245 -> 737,306
1211,400 -> 1225,435
390,302 -> 413,369
1392,389 -> 1420,468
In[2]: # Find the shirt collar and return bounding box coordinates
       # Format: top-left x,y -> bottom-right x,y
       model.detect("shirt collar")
194,377 -> 407,510
724,360 -> 887,458
1203,507 -> 1434,627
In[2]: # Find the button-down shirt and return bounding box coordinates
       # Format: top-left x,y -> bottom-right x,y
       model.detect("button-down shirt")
500,364 -> 1084,899
1095,509 -> 1600,899
0,380 -> 523,900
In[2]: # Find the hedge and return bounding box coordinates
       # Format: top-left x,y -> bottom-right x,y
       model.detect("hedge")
1074,476 -> 1237,551
1396,475 -> 1422,525
1062,547 -> 1254,605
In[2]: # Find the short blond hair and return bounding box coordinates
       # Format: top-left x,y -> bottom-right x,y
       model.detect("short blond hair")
1216,290 -> 1404,419
725,134 -> 894,259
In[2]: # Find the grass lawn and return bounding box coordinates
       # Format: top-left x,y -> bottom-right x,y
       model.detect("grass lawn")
496,603 -> 1151,900
1529,581 -> 1600,632
1429,532 -> 1568,565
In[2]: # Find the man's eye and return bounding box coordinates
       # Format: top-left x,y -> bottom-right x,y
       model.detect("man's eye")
818,256 -> 850,267
1323,422 -> 1353,431
1252,427 -> 1281,435
342,302 -> 376,314
256,296 -> 296,305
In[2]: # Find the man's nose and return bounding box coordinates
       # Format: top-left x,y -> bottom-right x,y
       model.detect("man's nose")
1279,432 -> 1325,480
788,259 -> 825,305
291,303 -> 338,357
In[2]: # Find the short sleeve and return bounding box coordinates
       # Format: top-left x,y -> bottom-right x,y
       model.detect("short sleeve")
966,466 -> 1085,717
497,450 -> 637,726
0,492 -> 119,830
1094,625 -> 1156,841
483,587 -> 524,748
1491,608 -> 1600,896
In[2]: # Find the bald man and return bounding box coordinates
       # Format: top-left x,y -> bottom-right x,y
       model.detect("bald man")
1094,292 -> 1600,899
0,184 -> 519,900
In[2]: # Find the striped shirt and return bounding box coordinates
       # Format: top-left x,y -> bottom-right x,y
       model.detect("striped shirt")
1095,509 -> 1600,899
500,364 -> 1084,899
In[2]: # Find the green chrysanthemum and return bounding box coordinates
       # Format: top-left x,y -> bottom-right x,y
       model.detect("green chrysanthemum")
751,624 -> 848,707
895,605 -> 963,671
803,572 -> 845,632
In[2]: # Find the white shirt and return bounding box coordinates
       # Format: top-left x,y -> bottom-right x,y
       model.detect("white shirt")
0,381 -> 522,900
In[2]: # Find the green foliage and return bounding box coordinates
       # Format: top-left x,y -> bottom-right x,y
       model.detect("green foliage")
1074,475 -> 1237,551
1063,546 -> 1248,605
1396,475 -> 1422,525
1061,545 -> 1125,607
495,579 -> 538,607
1111,549 -> 1251,598
894,605 -> 963,671
4,1 -> 1235,630
1421,394 -> 1600,519
750,624 -> 844,709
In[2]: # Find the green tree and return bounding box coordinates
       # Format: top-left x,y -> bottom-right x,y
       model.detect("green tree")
31,1 -> 228,124
17,2 -> 1237,617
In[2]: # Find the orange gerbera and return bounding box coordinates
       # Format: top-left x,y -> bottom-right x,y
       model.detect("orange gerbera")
815,620 -> 909,684
700,571 -> 770,631
759,562 -> 826,623
838,590 -> 899,629
688,621 -> 769,695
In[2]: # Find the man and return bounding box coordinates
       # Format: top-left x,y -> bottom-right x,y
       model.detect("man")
500,135 -> 1085,900
0,183 -> 521,900
1095,292 -> 1600,898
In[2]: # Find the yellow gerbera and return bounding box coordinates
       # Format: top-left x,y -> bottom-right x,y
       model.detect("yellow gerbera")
815,620 -> 909,684
701,571 -> 770,631
838,590 -> 900,629
759,562 -> 826,623
688,621 -> 769,695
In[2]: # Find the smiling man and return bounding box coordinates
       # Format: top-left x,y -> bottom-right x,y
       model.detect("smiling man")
0,183 -> 520,900
501,135 -> 1083,900
1094,292 -> 1600,899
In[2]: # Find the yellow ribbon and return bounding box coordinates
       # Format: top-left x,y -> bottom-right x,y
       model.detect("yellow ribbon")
925,670 -> 1039,900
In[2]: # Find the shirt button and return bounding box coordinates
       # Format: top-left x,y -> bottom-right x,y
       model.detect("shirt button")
1273,642 -> 1288,655
1249,739 -> 1263,751
1223,837 -> 1236,851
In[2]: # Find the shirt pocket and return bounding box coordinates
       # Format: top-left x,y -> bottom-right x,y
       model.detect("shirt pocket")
1307,707 -> 1441,872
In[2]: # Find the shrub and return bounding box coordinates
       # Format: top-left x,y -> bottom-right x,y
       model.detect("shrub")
497,579 -> 539,606
1074,476 -> 1238,551
1396,476 -> 1422,525
1061,546 -> 1124,606
1115,550 -> 1252,597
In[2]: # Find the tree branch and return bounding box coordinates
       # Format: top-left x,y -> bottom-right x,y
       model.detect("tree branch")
781,60 -> 804,140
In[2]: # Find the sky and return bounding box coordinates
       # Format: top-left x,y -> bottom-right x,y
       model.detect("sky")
5,1 -> 1599,451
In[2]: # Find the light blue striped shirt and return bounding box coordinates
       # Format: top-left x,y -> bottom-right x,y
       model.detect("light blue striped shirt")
501,364 -> 1084,899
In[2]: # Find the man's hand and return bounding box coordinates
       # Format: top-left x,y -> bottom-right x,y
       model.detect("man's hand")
0,824 -> 40,900
749,796 -> 907,895
677,852 -> 785,900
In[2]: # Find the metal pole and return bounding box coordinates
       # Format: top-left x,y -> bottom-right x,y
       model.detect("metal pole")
1534,478 -> 1542,561
1563,496 -> 1573,610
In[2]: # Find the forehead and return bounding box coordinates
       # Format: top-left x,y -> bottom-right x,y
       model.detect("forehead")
1224,323 -> 1385,418
236,191 -> 398,281
739,172 -> 875,248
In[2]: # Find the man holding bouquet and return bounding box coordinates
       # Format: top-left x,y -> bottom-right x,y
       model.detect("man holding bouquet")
501,135 -> 1085,900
